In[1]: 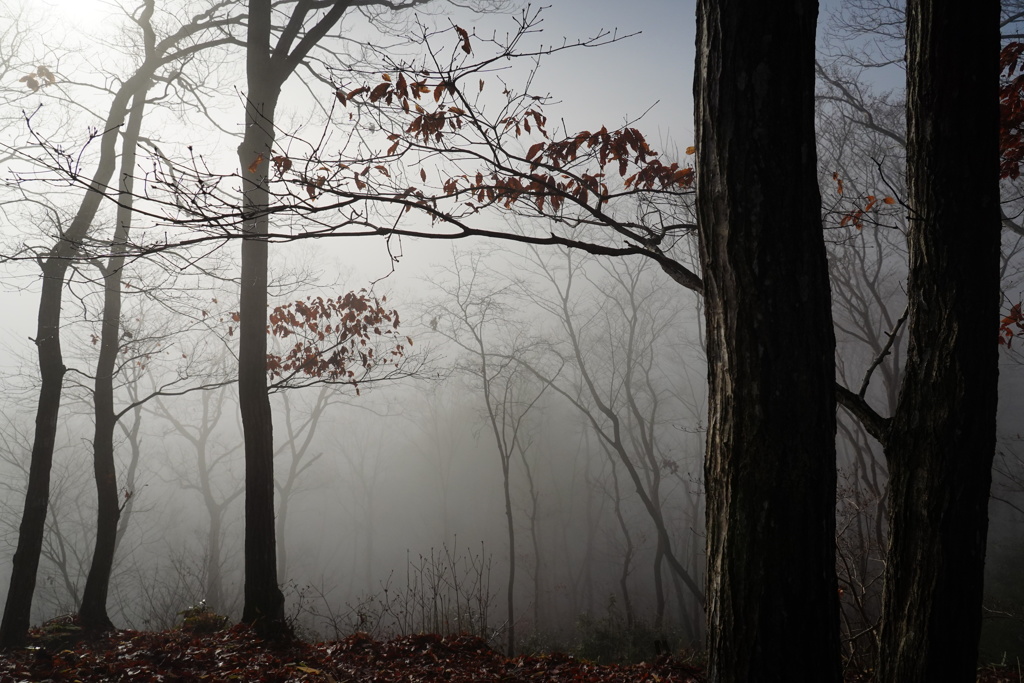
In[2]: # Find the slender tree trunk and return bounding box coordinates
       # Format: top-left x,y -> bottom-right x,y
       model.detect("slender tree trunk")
79,89 -> 149,634
206,512 -> 224,612
608,459 -> 635,628
876,1 -> 1000,679
516,442 -> 542,631
237,35 -> 286,631
652,543 -> 666,630
113,401 -> 144,555
695,1 -> 841,680
500,457 -> 516,656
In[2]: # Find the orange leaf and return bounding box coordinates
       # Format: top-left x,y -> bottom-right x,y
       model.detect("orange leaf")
685,146 -> 696,155
883,196 -> 896,205
247,153 -> 265,174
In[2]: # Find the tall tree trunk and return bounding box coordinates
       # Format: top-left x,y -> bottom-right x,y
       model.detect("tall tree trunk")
79,88 -> 149,634
694,1 -> 841,681
0,70 -> 150,648
876,1 -> 1000,679
237,0 -> 353,637
238,0 -> 285,629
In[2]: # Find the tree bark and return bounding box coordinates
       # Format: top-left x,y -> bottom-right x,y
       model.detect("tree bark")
238,0 -> 284,632
79,88 -> 149,634
876,1 -> 1000,680
694,1 -> 841,680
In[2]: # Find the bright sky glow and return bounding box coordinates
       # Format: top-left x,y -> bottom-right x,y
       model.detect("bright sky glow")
38,0 -> 112,28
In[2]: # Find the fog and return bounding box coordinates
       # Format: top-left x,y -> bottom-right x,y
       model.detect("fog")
0,0 -> 1021,667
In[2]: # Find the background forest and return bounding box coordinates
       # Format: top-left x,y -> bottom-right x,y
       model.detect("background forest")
0,0 -> 1020,676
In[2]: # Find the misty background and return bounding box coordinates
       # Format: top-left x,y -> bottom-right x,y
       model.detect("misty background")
0,0 -> 1021,666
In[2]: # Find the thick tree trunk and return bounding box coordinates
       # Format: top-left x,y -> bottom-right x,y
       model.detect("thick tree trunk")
694,1 -> 841,681
79,89 -> 148,634
876,2 -> 1000,680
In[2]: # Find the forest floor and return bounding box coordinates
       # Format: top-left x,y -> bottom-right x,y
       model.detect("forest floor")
0,622 -> 1019,682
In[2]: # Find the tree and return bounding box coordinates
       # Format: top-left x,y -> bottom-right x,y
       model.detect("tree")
428,250 -> 555,655
817,0 -> 1006,676
873,2 -> 1001,679
516,247 -> 704,635
694,1 -> 841,681
152,384 -> 243,614
234,0 -> 492,636
0,0 -> 238,646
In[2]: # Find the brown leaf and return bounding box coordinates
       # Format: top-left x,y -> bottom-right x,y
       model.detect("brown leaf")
455,25 -> 471,54
369,82 -> 390,102
272,155 -> 292,174
247,153 -> 265,174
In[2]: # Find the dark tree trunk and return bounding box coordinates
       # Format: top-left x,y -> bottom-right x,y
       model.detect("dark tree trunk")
79,89 -> 148,634
236,0 -> 353,638
0,70 -> 150,648
0,272 -> 65,648
876,2 -> 1000,680
694,1 -> 841,681
238,1 -> 285,628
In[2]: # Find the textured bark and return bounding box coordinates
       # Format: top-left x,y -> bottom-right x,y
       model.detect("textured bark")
694,1 -> 841,680
876,1 -> 1001,680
